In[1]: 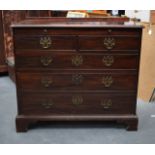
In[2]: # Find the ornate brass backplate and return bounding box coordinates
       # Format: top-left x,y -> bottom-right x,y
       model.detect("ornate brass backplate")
40,36 -> 52,49
40,56 -> 53,66
102,76 -> 113,87
102,55 -> 114,67
101,99 -> 112,109
72,95 -> 83,106
71,55 -> 83,67
103,37 -> 116,50
41,99 -> 54,109
41,77 -> 53,88
72,74 -> 83,85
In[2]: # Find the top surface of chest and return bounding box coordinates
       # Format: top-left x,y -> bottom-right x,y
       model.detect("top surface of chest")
11,19 -> 143,28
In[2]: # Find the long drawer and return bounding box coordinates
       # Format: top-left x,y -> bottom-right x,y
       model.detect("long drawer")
17,72 -> 138,91
15,52 -> 139,70
19,92 -> 136,115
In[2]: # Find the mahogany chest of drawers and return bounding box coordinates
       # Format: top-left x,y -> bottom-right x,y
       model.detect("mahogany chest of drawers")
12,20 -> 143,132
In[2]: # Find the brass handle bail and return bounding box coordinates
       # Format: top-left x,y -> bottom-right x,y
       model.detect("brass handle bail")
101,99 -> 112,109
72,95 -> 83,106
102,55 -> 114,67
41,78 -> 53,88
41,99 -> 54,109
72,74 -> 83,85
40,36 -> 52,49
72,55 -> 83,67
103,37 -> 115,50
40,56 -> 53,66
102,76 -> 113,87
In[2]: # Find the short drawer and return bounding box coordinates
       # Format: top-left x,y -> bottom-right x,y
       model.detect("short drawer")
14,35 -> 77,50
15,52 -> 139,70
19,92 -> 136,115
17,72 -> 138,91
79,36 -> 141,51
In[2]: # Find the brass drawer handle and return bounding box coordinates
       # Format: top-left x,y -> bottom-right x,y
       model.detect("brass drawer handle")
40,56 -> 53,66
41,99 -> 54,109
108,29 -> 112,33
72,95 -> 83,106
41,78 -> 53,88
43,29 -> 48,33
102,76 -> 113,87
103,37 -> 115,50
72,74 -> 83,85
40,36 -> 52,49
72,55 -> 83,67
102,55 -> 114,67
101,99 -> 112,109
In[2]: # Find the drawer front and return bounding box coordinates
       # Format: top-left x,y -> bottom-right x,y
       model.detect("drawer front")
14,35 -> 77,50
15,52 -> 139,70
19,92 -> 136,115
79,36 -> 140,51
17,72 -> 138,91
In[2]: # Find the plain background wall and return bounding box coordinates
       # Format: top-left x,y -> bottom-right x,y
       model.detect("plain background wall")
138,23 -> 155,102
125,10 -> 155,102
125,10 -> 150,22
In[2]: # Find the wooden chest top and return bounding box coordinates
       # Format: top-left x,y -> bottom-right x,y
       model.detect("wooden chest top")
11,19 -> 143,28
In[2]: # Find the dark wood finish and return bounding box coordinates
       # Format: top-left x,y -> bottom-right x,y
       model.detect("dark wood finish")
25,11 -> 51,18
13,27 -> 139,35
14,35 -> 140,51
14,35 -> 77,50
17,72 -> 138,91
0,11 -> 7,73
16,115 -> 138,132
15,52 -> 139,70
19,92 -> 136,115
79,36 -> 140,51
12,20 -> 143,132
